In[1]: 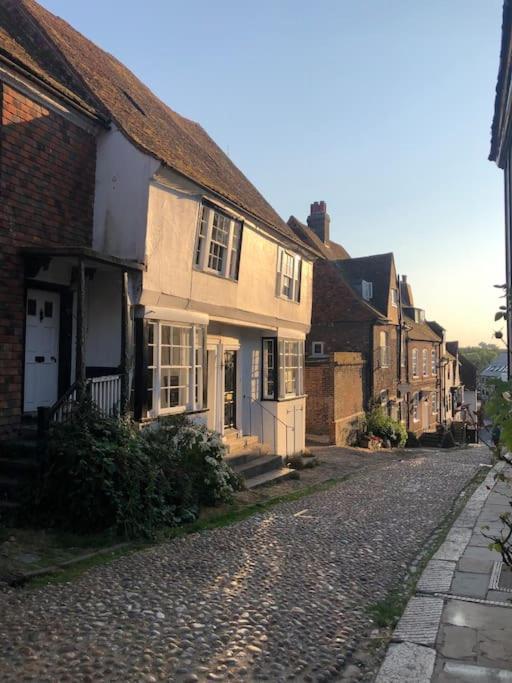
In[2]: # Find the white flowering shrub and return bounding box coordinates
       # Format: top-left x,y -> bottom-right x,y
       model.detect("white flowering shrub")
155,415 -> 243,506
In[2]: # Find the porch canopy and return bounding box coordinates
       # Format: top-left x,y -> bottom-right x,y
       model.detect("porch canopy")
21,245 -> 144,412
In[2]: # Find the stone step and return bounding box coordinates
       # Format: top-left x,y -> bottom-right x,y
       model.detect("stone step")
225,449 -> 268,469
0,498 -> 21,521
245,467 -> 298,489
225,434 -> 260,453
0,439 -> 39,460
0,475 -> 22,498
0,456 -> 39,478
233,454 -> 282,480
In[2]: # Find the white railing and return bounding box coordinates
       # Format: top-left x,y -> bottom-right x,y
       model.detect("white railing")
89,374 -> 122,417
48,374 -> 121,429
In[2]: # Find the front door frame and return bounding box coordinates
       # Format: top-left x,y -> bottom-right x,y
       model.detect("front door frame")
23,280 -> 73,414
223,349 -> 237,430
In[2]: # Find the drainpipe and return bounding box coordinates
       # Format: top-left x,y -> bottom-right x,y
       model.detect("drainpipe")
368,323 -> 374,407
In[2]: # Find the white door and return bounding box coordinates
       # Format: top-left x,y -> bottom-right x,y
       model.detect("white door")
24,289 -> 60,412
422,397 -> 429,430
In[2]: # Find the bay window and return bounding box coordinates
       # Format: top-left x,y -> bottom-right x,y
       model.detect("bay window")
262,338 -> 304,399
277,248 -> 302,302
146,321 -> 205,415
194,203 -> 242,279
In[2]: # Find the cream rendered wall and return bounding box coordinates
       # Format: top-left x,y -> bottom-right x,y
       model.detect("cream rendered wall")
93,125 -> 159,262
144,168 -> 312,331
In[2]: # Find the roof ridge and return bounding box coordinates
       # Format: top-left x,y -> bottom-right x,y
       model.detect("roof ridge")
12,0 -> 314,254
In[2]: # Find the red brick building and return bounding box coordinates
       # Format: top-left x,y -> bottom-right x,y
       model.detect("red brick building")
290,203 -> 443,443
0,1 -> 104,436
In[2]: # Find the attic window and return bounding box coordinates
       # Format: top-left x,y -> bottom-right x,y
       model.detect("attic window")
362,280 -> 373,301
122,90 -> 146,116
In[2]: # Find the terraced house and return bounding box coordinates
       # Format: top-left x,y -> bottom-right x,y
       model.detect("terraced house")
289,203 -> 403,444
0,0 -> 317,496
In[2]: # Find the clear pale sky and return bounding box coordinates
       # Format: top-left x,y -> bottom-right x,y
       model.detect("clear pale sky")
41,0 -> 505,346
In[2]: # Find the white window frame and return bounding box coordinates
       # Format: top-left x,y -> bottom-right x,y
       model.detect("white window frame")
262,338 -> 276,400
362,280 -> 373,301
278,339 -> 304,399
432,391 -> 438,415
277,247 -> 302,302
431,348 -> 437,376
391,288 -> 398,307
147,321 -> 205,417
379,330 -> 390,368
422,349 -> 428,376
412,348 -> 418,377
412,392 -> 419,422
311,341 -> 325,357
194,203 -> 242,280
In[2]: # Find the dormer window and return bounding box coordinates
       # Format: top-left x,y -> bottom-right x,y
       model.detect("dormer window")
277,247 -> 301,302
194,203 -> 243,280
362,280 -> 373,301
311,341 -> 325,356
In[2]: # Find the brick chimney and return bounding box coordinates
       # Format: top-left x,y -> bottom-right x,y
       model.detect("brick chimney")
307,201 -> 330,243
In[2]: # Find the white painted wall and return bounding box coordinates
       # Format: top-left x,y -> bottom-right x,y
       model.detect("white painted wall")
93,125 -> 159,262
144,168 -> 313,331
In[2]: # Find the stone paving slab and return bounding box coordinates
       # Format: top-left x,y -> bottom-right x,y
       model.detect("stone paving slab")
433,528 -> 472,562
375,642 -> 436,683
416,560 -> 455,594
435,660 -> 512,681
392,597 -> 444,646
451,571 -> 490,599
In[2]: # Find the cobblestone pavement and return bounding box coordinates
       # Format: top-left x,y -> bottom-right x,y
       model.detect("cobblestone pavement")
0,446 -> 490,682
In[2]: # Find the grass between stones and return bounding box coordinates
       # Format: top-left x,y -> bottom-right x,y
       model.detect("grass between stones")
23,474 -> 352,589
366,464 -> 490,629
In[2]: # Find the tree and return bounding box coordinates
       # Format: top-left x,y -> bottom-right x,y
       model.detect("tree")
459,344 -> 501,372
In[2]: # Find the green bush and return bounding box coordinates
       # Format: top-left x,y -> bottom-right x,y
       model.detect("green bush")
365,407 -> 407,447
33,399 -> 241,538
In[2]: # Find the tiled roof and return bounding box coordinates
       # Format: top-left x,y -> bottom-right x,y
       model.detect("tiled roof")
404,315 -> 442,342
4,0 -> 311,252
335,253 -> 395,318
459,354 -> 477,390
481,351 -> 508,378
287,216 -> 350,260
311,260 -> 385,324
446,341 -> 459,358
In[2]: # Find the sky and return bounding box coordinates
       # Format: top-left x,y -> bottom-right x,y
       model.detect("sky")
41,0 -> 505,346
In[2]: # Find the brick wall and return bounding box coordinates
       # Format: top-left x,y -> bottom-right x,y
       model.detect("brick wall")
0,84 -> 96,436
306,352 -> 365,445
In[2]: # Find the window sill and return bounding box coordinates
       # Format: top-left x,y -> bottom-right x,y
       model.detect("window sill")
276,294 -> 300,305
150,407 -> 209,418
192,265 -> 238,283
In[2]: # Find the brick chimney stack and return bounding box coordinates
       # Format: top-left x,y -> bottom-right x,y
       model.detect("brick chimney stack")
307,201 -> 330,243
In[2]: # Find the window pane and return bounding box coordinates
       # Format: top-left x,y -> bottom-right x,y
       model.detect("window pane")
161,326 -> 171,345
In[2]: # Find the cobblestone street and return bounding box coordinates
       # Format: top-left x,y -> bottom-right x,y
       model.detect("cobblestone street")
0,446 -> 491,682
